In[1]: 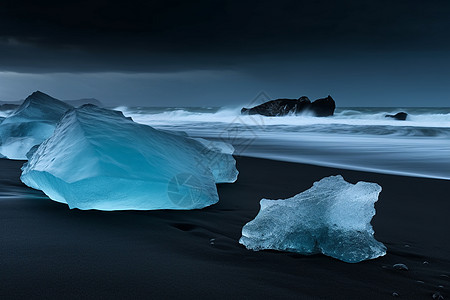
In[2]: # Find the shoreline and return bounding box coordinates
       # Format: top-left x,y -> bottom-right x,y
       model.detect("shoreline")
0,156 -> 449,299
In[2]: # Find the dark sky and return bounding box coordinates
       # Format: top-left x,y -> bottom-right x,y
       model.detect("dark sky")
1,0 -> 449,106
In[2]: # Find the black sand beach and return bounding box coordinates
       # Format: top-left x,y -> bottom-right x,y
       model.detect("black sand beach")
0,156 -> 449,299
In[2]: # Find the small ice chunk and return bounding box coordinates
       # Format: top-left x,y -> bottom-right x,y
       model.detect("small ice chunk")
0,91 -> 72,159
433,292 -> 444,300
21,105 -> 238,210
239,175 -> 386,263
393,263 -> 409,271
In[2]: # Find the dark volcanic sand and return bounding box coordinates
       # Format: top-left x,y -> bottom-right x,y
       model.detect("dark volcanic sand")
0,157 -> 449,299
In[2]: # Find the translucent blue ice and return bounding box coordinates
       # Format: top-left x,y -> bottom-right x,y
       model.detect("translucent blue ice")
193,137 -> 238,183
239,175 -> 386,263
0,91 -> 73,159
21,105 -> 238,210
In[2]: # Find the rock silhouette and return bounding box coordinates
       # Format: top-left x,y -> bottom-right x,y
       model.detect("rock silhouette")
385,112 -> 408,121
241,95 -> 335,117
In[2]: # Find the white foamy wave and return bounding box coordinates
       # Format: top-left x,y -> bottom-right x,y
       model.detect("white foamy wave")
335,109 -> 450,123
0,110 -> 14,118
115,106 -> 241,125
114,106 -> 450,129
408,113 -> 450,123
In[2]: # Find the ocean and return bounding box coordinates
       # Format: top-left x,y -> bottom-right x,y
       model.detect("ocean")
115,106 -> 450,180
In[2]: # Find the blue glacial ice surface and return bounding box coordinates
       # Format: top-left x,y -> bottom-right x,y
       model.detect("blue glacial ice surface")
21,104 -> 238,210
0,91 -> 73,159
239,175 -> 386,263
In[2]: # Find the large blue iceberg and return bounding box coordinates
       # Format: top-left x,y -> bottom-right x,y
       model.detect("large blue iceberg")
0,91 -> 73,159
239,175 -> 386,263
21,105 -> 238,210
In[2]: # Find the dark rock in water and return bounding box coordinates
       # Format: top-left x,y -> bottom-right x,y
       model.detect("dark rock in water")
0,103 -> 20,111
64,98 -> 103,107
310,95 -> 336,117
393,263 -> 409,271
385,112 -> 408,121
241,95 -> 336,117
0,96 -> 103,110
241,96 -> 311,116
79,104 -> 133,121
